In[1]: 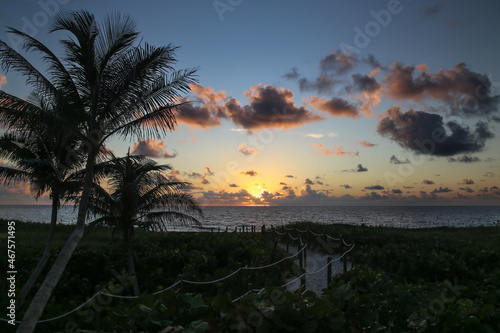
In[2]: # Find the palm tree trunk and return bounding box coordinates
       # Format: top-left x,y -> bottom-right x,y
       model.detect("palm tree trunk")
18,196 -> 59,305
126,236 -> 140,296
17,155 -> 95,333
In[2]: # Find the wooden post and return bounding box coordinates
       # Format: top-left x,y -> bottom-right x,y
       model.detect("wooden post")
327,257 -> 332,288
300,269 -> 306,292
303,245 -> 307,267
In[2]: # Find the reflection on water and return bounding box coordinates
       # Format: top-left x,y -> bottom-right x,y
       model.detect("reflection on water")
1,205 -> 499,231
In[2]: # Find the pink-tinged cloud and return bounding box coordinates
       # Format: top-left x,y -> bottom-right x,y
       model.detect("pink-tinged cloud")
177,83 -> 229,129
201,176 -> 210,185
356,140 -> 377,147
461,178 -> 475,185
227,84 -> 324,131
0,75 -> 6,89
237,144 -> 259,156
383,62 -> 500,117
307,96 -> 360,118
131,139 -> 177,158
313,143 -> 359,157
204,167 -> 214,176
240,170 -> 258,177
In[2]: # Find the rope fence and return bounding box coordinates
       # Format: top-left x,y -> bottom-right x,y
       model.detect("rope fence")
1,226 -> 354,325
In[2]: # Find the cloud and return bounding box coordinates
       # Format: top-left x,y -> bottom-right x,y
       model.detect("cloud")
383,62 -> 500,117
204,167 -> 214,176
287,50 -> 381,94
241,170 -> 258,177
279,182 -> 287,185
304,132 -> 338,139
320,49 -> 360,75
201,176 -> 210,185
389,155 -> 410,164
392,189 -> 403,194
228,183 -> 239,188
227,84 -> 324,131
131,139 -> 177,158
356,140 -> 377,147
483,172 -> 495,177
461,179 -> 475,184
282,67 -> 299,80
377,106 -> 494,156
340,184 -> 352,189
285,175 -> 296,178
459,187 -> 475,193
0,74 -> 6,89
187,172 -> 202,179
166,170 -> 183,182
237,144 -> 259,156
365,185 -> 385,190
307,96 -> 360,118
303,178 -> 314,185
341,164 -> 368,172
432,187 -> 453,193
313,143 -> 359,157
422,179 -> 435,185
351,74 -> 381,93
447,156 -> 481,163
178,83 -> 229,129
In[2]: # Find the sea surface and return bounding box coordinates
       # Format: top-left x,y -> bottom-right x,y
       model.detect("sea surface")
1,205 -> 499,231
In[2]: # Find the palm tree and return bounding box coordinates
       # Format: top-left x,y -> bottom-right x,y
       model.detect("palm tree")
85,152 -> 202,295
0,124 -> 110,304
0,11 -> 197,332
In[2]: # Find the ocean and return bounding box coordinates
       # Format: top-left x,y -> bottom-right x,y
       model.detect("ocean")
1,205 -> 499,231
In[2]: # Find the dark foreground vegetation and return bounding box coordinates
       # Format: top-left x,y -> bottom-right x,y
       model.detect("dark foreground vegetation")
1,218 -> 499,332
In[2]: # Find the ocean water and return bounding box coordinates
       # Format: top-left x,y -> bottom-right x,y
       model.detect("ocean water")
1,205 -> 499,231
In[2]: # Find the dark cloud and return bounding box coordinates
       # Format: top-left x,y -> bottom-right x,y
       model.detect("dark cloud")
351,74 -> 381,93
307,96 -> 360,118
341,164 -> 368,173
365,185 -> 385,190
340,184 -> 352,189
316,180 -> 324,185
303,178 -> 315,185
287,50 -> 381,94
283,67 -> 299,80
204,167 -> 214,176
459,187 -> 475,193
227,84 -> 324,131
177,103 -> 227,129
447,156 -> 482,163
356,164 -> 368,172
422,179 -> 435,185
383,62 -> 500,118
432,187 -> 453,193
201,176 -> 210,185
377,106 -> 494,156
285,175 -> 296,178
461,179 -> 475,185
131,139 -> 177,158
228,183 -> 239,187
241,170 -> 258,177
279,182 -> 287,185
298,75 -> 337,94
389,155 -> 410,164
392,189 -> 403,194
187,172 -> 202,179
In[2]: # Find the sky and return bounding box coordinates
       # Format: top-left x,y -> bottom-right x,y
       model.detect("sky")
1,0 -> 500,206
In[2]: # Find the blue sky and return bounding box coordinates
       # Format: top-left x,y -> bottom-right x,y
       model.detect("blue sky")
1,0 -> 500,205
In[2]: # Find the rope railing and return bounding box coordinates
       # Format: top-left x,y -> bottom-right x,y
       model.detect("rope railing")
2,228 -> 353,325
